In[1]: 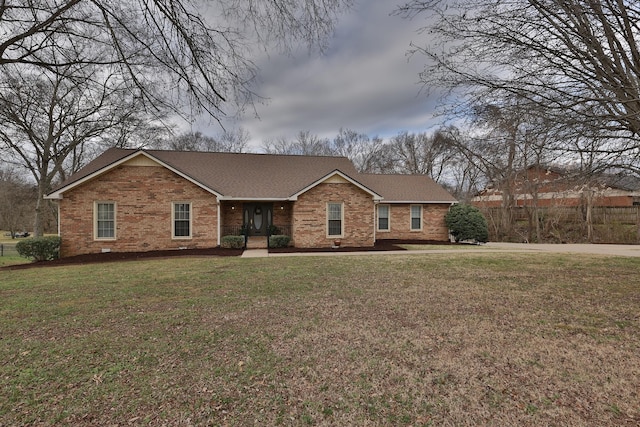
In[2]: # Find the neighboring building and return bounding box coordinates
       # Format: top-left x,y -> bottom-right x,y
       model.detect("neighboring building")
472,165 -> 640,208
46,148 -> 457,257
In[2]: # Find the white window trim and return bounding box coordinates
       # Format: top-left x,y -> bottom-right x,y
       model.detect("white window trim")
94,201 -> 116,241
326,202 -> 344,238
410,204 -> 423,231
377,204 -> 390,232
172,201 -> 193,239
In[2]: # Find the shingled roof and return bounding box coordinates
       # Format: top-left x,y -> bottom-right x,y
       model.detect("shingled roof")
358,173 -> 457,203
47,148 -> 456,204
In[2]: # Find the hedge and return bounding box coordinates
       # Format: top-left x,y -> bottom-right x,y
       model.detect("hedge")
269,235 -> 290,248
16,236 -> 62,261
445,204 -> 489,243
221,235 -> 245,249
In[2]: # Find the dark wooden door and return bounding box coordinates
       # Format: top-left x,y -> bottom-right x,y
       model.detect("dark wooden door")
243,203 -> 273,235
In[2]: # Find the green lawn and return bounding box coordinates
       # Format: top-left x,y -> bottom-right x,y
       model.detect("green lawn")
0,234 -> 27,267
1,253 -> 639,425
0,231 -> 58,266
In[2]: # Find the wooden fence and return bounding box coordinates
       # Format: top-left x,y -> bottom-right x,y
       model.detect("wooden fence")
503,206 -> 640,224
0,243 -> 18,257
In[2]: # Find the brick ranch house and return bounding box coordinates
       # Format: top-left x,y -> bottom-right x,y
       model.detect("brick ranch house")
46,148 -> 457,257
472,164 -> 640,208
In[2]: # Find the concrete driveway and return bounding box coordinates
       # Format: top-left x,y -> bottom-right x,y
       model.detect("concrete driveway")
243,242 -> 640,258
484,242 -> 640,257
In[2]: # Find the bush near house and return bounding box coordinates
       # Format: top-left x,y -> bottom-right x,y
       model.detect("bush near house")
15,236 -> 61,261
221,235 -> 245,249
446,204 -> 489,243
269,235 -> 290,248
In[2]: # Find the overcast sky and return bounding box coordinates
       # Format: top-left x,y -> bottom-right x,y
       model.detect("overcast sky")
194,1 -> 441,150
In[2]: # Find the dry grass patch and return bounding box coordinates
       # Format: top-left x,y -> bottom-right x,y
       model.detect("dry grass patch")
399,243 -> 494,251
1,253 -> 639,426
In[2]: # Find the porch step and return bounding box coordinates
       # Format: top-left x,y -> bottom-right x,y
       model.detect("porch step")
246,236 -> 268,249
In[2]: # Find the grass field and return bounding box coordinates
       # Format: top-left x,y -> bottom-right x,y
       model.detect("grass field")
0,233 -> 27,267
1,253 -> 639,425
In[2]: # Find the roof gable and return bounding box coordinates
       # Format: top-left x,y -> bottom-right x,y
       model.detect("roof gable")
289,170 -> 382,201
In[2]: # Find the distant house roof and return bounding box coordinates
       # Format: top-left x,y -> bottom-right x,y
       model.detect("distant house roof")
522,164 -> 640,192
47,148 -> 456,204
595,174 -> 640,192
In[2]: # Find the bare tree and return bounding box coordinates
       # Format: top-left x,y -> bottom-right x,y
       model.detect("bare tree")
0,167 -> 34,237
331,128 -> 388,172
0,63 -> 152,236
262,131 -> 333,156
440,98 -> 561,241
166,128 -> 249,152
396,0 -> 640,164
261,137 -> 297,155
1,0 -> 353,121
1,0 -> 352,235
217,127 -> 251,153
387,130 -> 457,180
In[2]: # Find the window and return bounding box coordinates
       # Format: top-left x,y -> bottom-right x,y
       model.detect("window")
327,202 -> 343,237
410,205 -> 422,231
377,204 -> 390,231
95,202 -> 115,239
173,202 -> 191,238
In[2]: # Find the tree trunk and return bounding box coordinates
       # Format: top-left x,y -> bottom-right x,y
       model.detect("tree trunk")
33,183 -> 46,237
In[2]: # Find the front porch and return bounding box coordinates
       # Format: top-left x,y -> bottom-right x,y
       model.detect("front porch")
245,236 -> 269,249
220,200 -> 293,247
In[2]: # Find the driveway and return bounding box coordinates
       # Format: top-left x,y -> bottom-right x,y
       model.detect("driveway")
248,242 -> 640,258
484,242 -> 640,257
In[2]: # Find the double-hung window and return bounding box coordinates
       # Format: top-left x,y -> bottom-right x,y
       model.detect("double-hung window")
377,204 -> 390,231
410,205 -> 422,231
173,202 -> 192,238
327,202 -> 343,237
95,202 -> 115,239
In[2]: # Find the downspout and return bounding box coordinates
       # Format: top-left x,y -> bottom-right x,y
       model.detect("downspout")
216,200 -> 221,247
373,200 -> 378,244
57,201 -> 61,236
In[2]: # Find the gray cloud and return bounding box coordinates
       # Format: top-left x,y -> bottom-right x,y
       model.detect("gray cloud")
197,0 -> 440,149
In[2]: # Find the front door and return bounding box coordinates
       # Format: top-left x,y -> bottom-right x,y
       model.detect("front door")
243,203 -> 273,236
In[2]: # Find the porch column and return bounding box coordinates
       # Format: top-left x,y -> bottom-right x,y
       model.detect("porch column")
217,200 -> 221,247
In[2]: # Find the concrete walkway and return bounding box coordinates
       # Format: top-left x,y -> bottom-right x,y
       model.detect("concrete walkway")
241,242 -> 640,258
241,249 -> 269,258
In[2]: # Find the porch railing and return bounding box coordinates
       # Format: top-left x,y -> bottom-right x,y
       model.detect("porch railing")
220,224 -> 292,249
269,224 -> 292,238
221,224 -> 292,238
221,225 -> 245,236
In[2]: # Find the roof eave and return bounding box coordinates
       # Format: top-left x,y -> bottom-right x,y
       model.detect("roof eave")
382,200 -> 458,204
218,197 -> 290,201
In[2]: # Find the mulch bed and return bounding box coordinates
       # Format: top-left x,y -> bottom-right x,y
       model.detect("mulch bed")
268,239 -> 451,253
1,247 -> 242,271
1,240 -> 454,271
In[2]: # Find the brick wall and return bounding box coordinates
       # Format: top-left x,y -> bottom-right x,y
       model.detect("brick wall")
293,182 -> 375,248
220,203 -> 243,230
272,202 -> 293,231
376,204 -> 451,241
59,165 -> 218,257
